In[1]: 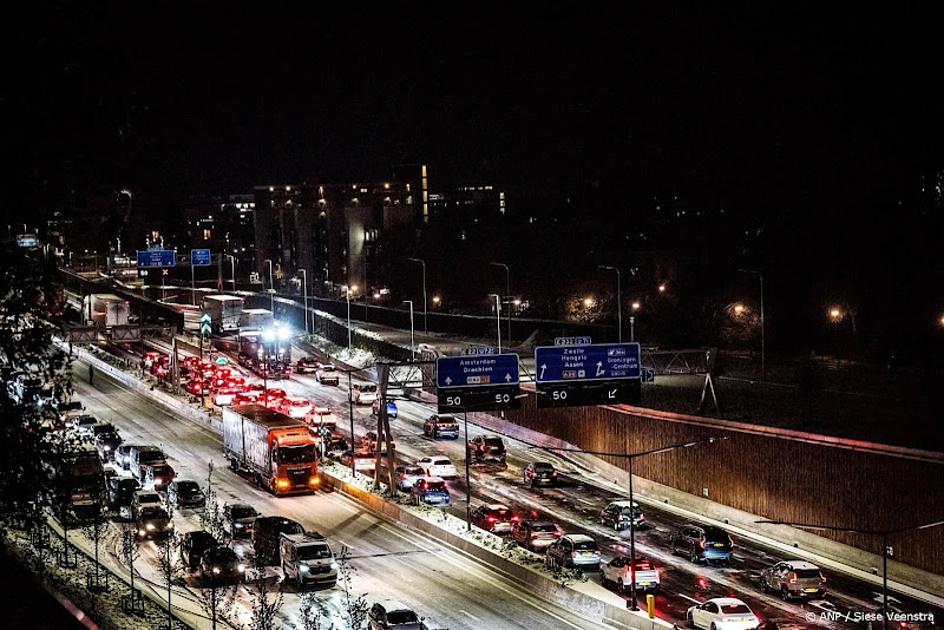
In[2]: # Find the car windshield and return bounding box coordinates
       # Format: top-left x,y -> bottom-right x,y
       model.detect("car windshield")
432,459 -> 451,466
387,610 -> 420,625
139,450 -> 165,464
231,506 -> 257,519
151,466 -> 173,476
484,438 -> 504,449
92,424 -> 114,435
720,604 -> 752,615
177,481 -> 200,493
402,467 -> 424,476
704,528 -> 731,544
573,540 -> 597,551
206,547 -> 236,562
435,415 -> 456,423
424,481 -> 446,491
795,569 -> 821,579
297,544 -> 332,560
138,493 -> 160,503
533,462 -> 554,470
277,444 -> 316,464
489,508 -> 511,519
140,507 -> 167,519
531,523 -> 557,533
320,365 -> 336,372
118,479 -> 138,490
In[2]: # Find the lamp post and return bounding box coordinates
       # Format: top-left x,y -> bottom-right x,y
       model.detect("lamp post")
298,269 -> 309,335
264,259 -> 274,312
738,269 -> 765,380
344,285 -> 357,351
756,519 -> 944,630
489,262 -> 511,341
545,436 -> 725,610
407,257 -> 427,334
488,293 -> 502,353
402,300 -> 415,359
346,369 -> 356,475
599,265 -> 622,342
630,301 -> 641,342
226,255 -> 237,292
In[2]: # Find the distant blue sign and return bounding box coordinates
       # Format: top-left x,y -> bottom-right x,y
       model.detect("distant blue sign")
136,249 -> 176,268
535,342 -> 641,383
555,336 -> 592,346
641,367 -> 655,383
16,234 -> 38,248
191,248 -> 212,266
462,346 -> 496,356
437,353 -> 520,389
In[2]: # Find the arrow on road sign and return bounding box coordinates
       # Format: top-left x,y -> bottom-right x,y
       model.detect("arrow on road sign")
595,361 -> 605,377
539,364 -> 547,379
608,389 -> 617,399
200,313 -> 212,323
504,373 -> 513,382
444,376 -> 452,385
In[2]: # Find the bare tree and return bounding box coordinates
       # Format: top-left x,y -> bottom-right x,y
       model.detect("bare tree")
119,520 -> 142,613
298,591 -> 328,630
198,583 -> 241,630
81,508 -> 109,592
156,531 -> 184,630
247,569 -> 284,630
200,461 -> 227,542
335,545 -> 368,630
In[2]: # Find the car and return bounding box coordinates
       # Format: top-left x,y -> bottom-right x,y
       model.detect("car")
258,389 -> 287,408
232,391 -> 261,406
135,505 -> 173,540
143,463 -> 177,492
340,450 -> 376,473
368,600 -> 423,630
315,364 -> 340,385
295,357 -> 321,374
181,531 -> 220,571
759,560 -> 826,600
224,503 -> 259,539
129,445 -> 167,481
468,435 -> 507,464
252,516 -> 305,565
350,383 -> 378,405
671,524 -> 734,565
211,387 -> 242,406
600,500 -> 645,531
70,414 -> 99,438
394,465 -> 426,491
106,477 -> 140,512
186,380 -> 207,396
130,490 -> 163,520
423,414 -> 460,439
363,431 -> 396,454
523,461 -> 558,487
511,519 -> 564,552
686,598 -> 760,630
415,456 -> 458,479
471,504 -> 518,534
371,399 -> 398,419
546,534 -> 601,570
280,397 -> 313,419
410,477 -> 450,506
600,555 -> 661,594
167,480 -> 206,510
199,545 -> 245,586
115,444 -> 142,471
280,531 -> 337,588
94,427 -> 122,461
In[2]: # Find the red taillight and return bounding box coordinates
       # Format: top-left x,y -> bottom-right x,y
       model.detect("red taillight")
511,516 -> 521,522
789,575 -> 797,584
487,516 -> 496,523
697,576 -> 708,589
699,540 -> 706,549
571,551 -> 578,557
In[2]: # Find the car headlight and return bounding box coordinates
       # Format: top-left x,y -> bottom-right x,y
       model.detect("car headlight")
146,523 -> 155,531
234,522 -> 244,529
213,567 -> 220,575
138,529 -> 146,536
298,565 -> 309,573
104,446 -> 111,451
165,523 -> 173,530
237,564 -> 245,573
330,562 -> 339,571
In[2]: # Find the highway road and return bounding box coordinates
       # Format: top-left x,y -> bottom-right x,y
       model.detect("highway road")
71,359 -> 609,630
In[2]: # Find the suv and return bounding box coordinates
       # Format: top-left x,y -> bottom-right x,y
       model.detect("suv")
423,414 -> 460,439
410,477 -> 450,507
350,383 -> 378,405
115,444 -> 141,471
671,524 -> 734,565
93,426 -> 122,461
471,504 -> 518,534
181,531 -> 219,571
371,399 -> 399,419
143,463 -> 177,492
135,505 -> 173,540
130,490 -> 163,520
224,503 -> 259,539
106,477 -> 140,513
394,465 -> 426,492
167,480 -> 206,510
601,556 -> 661,594
760,560 -> 826,600
252,516 -> 305,565
295,357 -> 320,374
316,364 -> 340,385
280,531 -> 337,588
546,534 -> 601,570
468,435 -> 507,464
368,600 -> 423,630
523,462 -> 558,487
600,500 -> 645,531
511,519 -> 563,552
130,445 -> 167,481
199,546 -> 245,586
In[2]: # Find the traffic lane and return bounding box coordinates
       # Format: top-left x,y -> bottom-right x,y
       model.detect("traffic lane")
71,360 -> 609,630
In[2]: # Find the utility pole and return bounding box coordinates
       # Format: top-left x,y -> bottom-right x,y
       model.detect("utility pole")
490,262 -> 511,341
407,257 -> 428,334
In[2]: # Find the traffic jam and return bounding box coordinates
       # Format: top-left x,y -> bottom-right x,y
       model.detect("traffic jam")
80,335 -> 926,630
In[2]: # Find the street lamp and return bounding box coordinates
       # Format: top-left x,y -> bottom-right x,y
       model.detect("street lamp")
264,259 -> 274,311
490,262 -> 511,341
738,269 -> 766,380
756,519 -> 944,630
599,265 -> 622,342
583,296 -> 595,309
488,293 -> 502,353
733,303 -> 746,316
226,255 -> 237,292
298,269 -> 309,335
407,257 -> 427,334
543,436 -> 725,610
402,300 -> 415,359
657,283 -> 667,293
432,295 -> 441,307
630,301 -> 641,342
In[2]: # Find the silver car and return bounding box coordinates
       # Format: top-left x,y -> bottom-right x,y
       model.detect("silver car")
760,560 -> 826,600
546,534 -> 601,570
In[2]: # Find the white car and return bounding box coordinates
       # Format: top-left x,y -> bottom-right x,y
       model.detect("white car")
416,456 -> 458,479
600,555 -> 660,594
351,383 -> 378,405
687,598 -> 760,630
280,397 -> 313,419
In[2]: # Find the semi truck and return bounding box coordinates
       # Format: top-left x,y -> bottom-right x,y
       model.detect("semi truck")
238,330 -> 292,379
202,294 -> 244,333
238,308 -> 274,331
82,293 -> 130,328
222,404 -> 319,495
54,447 -> 105,523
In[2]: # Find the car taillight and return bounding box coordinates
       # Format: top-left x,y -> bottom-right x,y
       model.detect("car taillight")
699,540 -> 705,549
789,575 -> 797,584
511,516 -> 521,522
571,551 -> 578,557
487,516 -> 496,523
821,575 -> 827,583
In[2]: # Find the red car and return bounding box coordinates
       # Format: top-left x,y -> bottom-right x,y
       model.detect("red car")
232,391 -> 260,406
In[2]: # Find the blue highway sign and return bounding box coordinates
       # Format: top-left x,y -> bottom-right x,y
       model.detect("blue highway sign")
437,353 -> 520,389
136,249 -> 177,268
191,248 -> 212,266
535,342 -> 641,383
641,367 -> 655,383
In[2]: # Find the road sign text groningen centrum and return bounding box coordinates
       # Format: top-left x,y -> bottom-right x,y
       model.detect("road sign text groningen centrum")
535,342 -> 641,383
